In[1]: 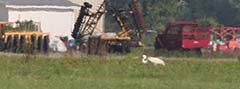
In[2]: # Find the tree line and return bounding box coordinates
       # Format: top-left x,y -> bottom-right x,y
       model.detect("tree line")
105,0 -> 240,32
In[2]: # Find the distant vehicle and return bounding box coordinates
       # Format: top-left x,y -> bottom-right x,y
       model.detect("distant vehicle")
154,21 -> 210,51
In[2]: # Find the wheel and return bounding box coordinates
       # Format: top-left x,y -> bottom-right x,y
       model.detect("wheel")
43,36 -> 49,53
5,36 -> 13,52
18,36 -> 26,53
37,36 -> 43,52
195,48 -> 202,56
13,36 -> 19,53
123,45 -> 131,53
154,41 -> 161,49
0,39 -> 5,51
155,36 -> 164,50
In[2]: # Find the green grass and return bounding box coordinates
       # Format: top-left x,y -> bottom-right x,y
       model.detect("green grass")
0,53 -> 240,89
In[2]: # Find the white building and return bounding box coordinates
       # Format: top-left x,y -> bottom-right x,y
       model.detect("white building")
0,0 -> 80,38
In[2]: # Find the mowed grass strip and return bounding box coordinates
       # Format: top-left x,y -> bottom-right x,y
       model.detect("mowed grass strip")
0,54 -> 240,89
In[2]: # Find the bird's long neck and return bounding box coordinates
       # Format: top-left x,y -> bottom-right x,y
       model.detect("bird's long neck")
142,56 -> 148,63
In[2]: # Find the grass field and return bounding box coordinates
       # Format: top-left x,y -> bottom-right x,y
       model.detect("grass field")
0,52 -> 240,89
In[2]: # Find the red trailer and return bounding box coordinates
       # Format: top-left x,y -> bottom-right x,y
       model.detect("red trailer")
155,21 -> 210,50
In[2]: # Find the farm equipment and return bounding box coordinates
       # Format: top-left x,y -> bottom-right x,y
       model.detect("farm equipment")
154,21 -> 210,51
209,27 -> 240,52
71,1 -> 107,55
154,20 -> 240,54
101,0 -> 147,53
71,0 -> 146,54
0,21 -> 49,53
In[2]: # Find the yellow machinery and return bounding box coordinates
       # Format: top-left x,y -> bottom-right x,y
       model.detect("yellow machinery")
72,0 -> 146,54
99,0 -> 146,53
0,21 -> 49,53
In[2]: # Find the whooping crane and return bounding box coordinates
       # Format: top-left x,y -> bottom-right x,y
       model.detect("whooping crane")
142,55 -> 165,66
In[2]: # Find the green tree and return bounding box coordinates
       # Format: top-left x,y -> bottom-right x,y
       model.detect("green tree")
197,17 -> 221,27
182,0 -> 240,26
105,0 -> 181,32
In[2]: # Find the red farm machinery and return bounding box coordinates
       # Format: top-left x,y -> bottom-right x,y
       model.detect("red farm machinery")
154,21 -> 210,51
155,21 -> 240,54
210,27 -> 240,52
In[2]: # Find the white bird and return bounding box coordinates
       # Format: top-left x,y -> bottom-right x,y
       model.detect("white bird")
142,54 -> 165,66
